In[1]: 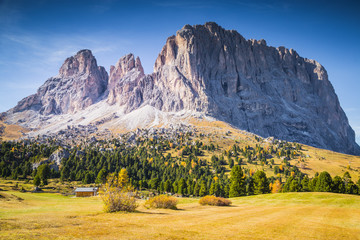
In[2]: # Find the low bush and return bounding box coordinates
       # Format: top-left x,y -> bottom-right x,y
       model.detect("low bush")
199,195 -> 232,206
144,195 -> 178,209
100,170 -> 138,213
101,188 -> 138,212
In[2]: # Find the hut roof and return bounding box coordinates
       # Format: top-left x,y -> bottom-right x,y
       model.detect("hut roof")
74,187 -> 98,192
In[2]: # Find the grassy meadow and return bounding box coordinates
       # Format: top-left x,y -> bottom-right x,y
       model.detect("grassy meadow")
1,189 -> 360,240
190,118 -> 360,179
1,119 -> 360,239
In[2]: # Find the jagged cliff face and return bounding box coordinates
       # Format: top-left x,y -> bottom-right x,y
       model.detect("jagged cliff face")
107,54 -> 147,112
149,22 -> 359,155
6,23 -> 360,155
11,50 -> 108,115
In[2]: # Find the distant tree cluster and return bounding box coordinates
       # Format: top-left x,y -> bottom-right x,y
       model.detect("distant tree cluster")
280,171 -> 359,195
0,139 -> 58,181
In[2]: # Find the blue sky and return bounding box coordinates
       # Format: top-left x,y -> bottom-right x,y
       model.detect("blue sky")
0,0 -> 359,143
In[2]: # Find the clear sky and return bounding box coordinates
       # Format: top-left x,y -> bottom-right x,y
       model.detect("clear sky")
0,0 -> 359,143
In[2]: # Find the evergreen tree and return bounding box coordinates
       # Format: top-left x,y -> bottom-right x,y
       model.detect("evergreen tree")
253,171 -> 270,194
199,181 -> 207,197
289,178 -> 301,192
229,165 -> 246,197
84,172 -> 93,184
172,180 -> 178,193
308,176 -> 318,191
213,181 -> 221,197
96,169 -> 107,184
342,172 -> 358,194
33,175 -> 41,187
345,180 -> 358,194
209,180 -> 215,195
178,178 -> 187,195
186,179 -> 193,195
282,176 -> 293,192
149,177 -> 159,190
246,176 -> 254,195
228,158 -> 234,168
164,179 -> 172,192
37,164 -> 50,186
301,176 -> 309,192
332,176 -> 345,193
315,171 -> 332,192
159,181 -> 165,193
193,182 -> 200,196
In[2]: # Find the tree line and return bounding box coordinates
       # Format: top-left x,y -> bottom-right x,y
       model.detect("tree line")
0,136 -> 359,197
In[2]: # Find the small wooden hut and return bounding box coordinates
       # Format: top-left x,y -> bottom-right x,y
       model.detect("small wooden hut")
74,187 -> 98,197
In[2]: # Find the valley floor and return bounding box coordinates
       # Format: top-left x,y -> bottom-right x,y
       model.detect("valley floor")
0,191 -> 360,239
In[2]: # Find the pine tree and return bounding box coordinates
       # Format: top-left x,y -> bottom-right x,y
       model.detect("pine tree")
308,177 -> 317,191
178,178 -> 187,195
228,158 -> 234,168
37,164 -> 50,186
301,175 -> 309,192
253,171 -> 270,194
229,165 -> 245,197
332,176 -> 344,193
96,169 -> 107,184
193,182 -> 200,196
315,171 -> 332,192
246,176 -> 254,195
164,179 -> 172,192
289,178 -> 301,192
33,175 -> 41,187
213,181 -> 221,196
199,181 -> 207,197
209,180 -> 215,195
187,179 -> 193,195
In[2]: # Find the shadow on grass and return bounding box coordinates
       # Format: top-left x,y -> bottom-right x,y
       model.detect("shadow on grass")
135,207 -> 186,214
200,204 -> 237,208
134,210 -> 169,215
172,208 -> 185,211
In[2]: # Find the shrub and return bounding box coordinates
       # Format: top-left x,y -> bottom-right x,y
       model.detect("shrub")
99,169 -> 138,213
101,188 -> 138,212
199,195 -> 232,206
144,195 -> 178,209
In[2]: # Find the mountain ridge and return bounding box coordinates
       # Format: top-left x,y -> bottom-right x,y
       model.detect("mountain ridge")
3,22 -> 360,155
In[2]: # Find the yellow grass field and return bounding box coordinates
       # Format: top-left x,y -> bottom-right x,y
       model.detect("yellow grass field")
0,121 -> 29,141
1,191 -> 360,240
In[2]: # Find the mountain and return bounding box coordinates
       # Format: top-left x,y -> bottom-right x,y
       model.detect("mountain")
11,49 -> 108,115
3,22 -> 360,155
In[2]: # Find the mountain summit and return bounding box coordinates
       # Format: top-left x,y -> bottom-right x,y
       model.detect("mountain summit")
12,49 -> 108,115
4,22 -> 360,155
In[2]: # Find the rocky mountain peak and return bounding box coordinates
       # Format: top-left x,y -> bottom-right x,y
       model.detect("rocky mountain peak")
11,49 -> 108,115
107,54 -> 146,107
109,53 -> 144,80
59,49 -> 98,78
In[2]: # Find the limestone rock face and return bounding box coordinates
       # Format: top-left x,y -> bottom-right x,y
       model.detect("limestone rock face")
149,22 -> 359,155
12,49 -> 108,115
107,54 -> 147,112
48,148 -> 70,166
